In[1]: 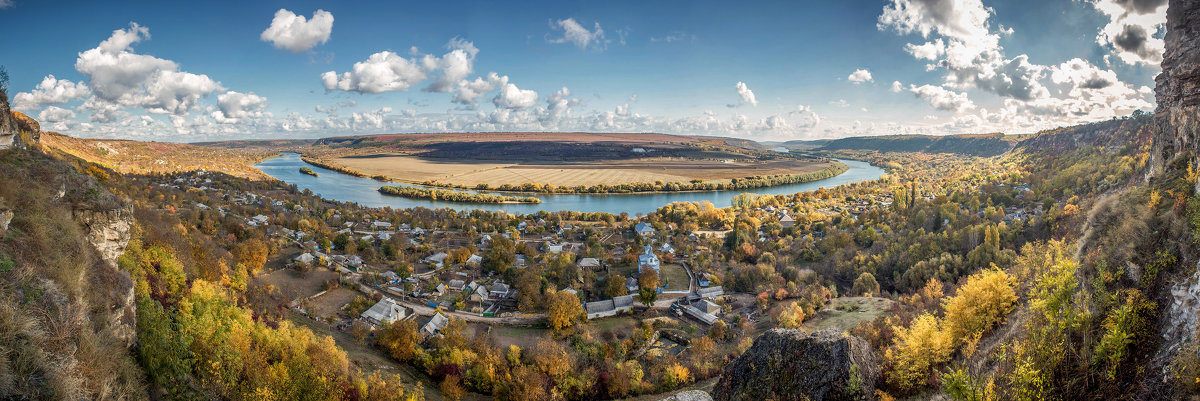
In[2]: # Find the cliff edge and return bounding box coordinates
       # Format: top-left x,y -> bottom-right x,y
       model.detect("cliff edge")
1154,0 -> 1200,179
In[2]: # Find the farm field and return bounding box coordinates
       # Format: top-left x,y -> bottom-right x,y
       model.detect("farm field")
329,154 -> 834,188
801,296 -> 895,332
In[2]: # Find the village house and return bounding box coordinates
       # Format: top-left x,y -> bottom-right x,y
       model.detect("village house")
424,252 -> 448,268
466,254 -> 483,266
489,282 -> 511,299
780,213 -> 795,228
294,252 -> 315,265
360,298 -> 407,326
578,257 -> 601,269
421,312 -> 450,337
447,279 -> 466,291
469,285 -> 490,302
634,222 -> 655,237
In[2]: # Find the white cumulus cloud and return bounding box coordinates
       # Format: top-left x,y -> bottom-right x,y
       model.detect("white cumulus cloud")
74,23 -> 222,117
13,75 -> 90,111
909,84 -> 975,112
212,91 -> 269,123
492,83 -> 538,110
322,51 -> 428,93
848,69 -> 874,83
261,9 -> 334,53
729,81 -> 758,107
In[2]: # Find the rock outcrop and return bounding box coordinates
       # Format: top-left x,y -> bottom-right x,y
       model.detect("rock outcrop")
1154,0 -> 1200,179
74,207 -> 133,267
73,206 -> 136,346
0,88 -> 40,149
712,329 -> 878,401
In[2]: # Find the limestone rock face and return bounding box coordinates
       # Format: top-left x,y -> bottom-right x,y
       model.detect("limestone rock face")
73,206 -> 137,347
712,329 -> 879,401
74,207 -> 133,267
1154,0 -> 1200,178
0,88 -> 40,148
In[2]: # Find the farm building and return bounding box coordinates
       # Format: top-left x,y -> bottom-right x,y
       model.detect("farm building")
584,294 -> 635,319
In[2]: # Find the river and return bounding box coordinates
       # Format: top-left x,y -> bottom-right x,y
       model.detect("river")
255,153 -> 886,215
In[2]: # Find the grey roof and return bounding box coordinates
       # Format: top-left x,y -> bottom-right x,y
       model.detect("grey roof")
697,286 -> 724,298
585,299 -> 616,314
613,294 -> 635,308
422,312 -> 449,335
361,298 -> 405,324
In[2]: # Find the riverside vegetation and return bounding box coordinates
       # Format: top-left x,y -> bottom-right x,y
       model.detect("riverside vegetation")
378,185 -> 542,204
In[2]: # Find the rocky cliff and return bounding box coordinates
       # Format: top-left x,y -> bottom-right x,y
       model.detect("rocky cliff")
0,87 -> 40,149
1154,0 -> 1200,179
712,329 -> 878,401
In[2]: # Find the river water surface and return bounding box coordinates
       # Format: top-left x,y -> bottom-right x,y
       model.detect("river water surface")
255,153 -> 886,215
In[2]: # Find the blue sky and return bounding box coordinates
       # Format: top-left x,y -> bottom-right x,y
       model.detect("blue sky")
0,0 -> 1166,142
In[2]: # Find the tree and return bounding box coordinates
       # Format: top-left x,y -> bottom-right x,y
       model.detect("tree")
547,289 -> 583,332
232,238 -> 269,274
884,313 -> 953,393
606,274 -> 628,298
941,268 -> 1016,347
530,339 -> 572,380
440,375 -> 466,401
709,320 -> 728,341
377,319 -> 420,362
637,269 -> 659,306
777,302 -> 805,329
851,272 -> 880,296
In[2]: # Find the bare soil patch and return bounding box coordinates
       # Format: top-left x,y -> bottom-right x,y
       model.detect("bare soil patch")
261,268 -> 338,301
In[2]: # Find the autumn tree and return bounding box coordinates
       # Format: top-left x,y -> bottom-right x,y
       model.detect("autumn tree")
941,268 -> 1016,347
606,274 -> 628,298
377,319 -> 420,362
638,269 -> 659,306
777,302 -> 805,329
547,289 -> 583,332
440,375 -> 466,401
232,238 -> 269,274
884,313 -> 953,393
851,272 -> 880,296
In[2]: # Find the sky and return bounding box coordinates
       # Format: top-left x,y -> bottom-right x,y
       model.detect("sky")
0,0 -> 1167,142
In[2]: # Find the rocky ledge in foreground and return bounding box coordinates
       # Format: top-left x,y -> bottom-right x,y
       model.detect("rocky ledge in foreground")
712,329 -> 878,401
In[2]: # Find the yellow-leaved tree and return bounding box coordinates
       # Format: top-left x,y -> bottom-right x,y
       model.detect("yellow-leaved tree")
942,267 -> 1017,348
884,313 -> 953,393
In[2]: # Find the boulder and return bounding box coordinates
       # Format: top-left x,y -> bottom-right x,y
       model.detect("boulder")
712,329 -> 878,401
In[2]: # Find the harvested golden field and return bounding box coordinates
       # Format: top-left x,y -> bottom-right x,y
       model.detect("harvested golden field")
42,132 -> 274,179
331,154 -> 834,187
